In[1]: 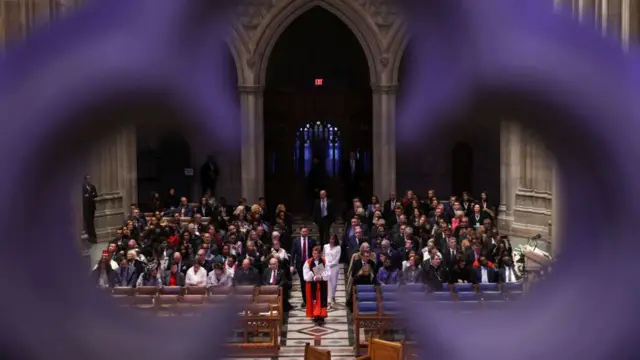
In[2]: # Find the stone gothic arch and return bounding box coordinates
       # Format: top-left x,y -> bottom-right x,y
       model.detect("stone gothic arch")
252,0 -> 384,86
225,0 -> 408,201
224,36 -> 246,86
388,31 -> 410,85
226,0 -> 410,86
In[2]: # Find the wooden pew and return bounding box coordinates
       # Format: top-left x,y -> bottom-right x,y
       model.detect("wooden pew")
110,285 -> 283,356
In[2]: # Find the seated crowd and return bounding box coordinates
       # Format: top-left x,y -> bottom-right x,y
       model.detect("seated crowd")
342,189 -> 520,308
90,189 -> 295,312
90,187 -> 521,311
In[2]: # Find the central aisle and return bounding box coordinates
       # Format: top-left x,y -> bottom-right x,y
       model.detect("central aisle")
278,263 -> 354,360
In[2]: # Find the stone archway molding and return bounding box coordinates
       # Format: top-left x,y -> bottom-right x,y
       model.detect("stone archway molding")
388,28 -> 409,86
250,0 -> 385,86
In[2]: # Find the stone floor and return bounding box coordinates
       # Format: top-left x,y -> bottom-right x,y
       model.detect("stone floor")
223,220 -> 353,359
221,264 -> 353,360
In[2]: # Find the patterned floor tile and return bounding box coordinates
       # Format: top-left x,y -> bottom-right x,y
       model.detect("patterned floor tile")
286,322 -> 349,332
281,262 -> 353,359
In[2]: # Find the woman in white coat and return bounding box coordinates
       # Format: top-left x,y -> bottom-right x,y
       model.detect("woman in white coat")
323,234 -> 341,307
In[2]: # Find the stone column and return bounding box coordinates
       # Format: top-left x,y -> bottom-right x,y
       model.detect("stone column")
498,121 -> 522,232
371,84 -> 397,199
238,85 -> 264,203
620,0 -> 639,48
88,128 -> 137,242
551,165 -> 563,257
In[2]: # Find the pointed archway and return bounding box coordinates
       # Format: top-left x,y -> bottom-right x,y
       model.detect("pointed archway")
263,6 -> 372,213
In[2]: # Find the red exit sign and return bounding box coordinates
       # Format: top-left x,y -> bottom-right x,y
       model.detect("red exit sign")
315,78 -> 323,86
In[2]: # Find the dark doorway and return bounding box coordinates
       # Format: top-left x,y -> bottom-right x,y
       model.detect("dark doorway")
451,142 -> 473,197
264,6 -> 372,214
137,132 -> 192,211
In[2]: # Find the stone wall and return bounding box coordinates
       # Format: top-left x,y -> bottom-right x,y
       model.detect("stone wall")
498,124 -> 554,238
498,0 -> 640,256
1,0 -> 136,243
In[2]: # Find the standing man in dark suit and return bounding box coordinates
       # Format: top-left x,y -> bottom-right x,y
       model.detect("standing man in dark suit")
341,151 -> 364,204
200,155 -> 220,197
82,174 -> 98,243
307,157 -> 327,214
312,190 -> 335,246
383,192 -> 398,221
289,226 -> 316,308
442,238 -> 459,270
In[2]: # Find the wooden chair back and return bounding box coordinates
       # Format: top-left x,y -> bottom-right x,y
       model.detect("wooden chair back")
255,294 -> 279,305
156,295 -> 179,306
136,286 -> 158,296
209,285 -> 233,295
182,295 -> 205,304
235,285 -> 257,295
259,285 -> 280,295
244,303 -> 271,315
365,336 -> 404,360
304,343 -> 331,360
185,286 -> 206,295
207,294 -> 227,304
113,287 -> 134,296
160,286 -> 182,295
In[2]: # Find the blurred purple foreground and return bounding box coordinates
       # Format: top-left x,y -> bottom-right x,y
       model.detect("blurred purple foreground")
0,0 -> 639,359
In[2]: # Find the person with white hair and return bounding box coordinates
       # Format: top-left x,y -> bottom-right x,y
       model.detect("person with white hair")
270,233 -> 289,261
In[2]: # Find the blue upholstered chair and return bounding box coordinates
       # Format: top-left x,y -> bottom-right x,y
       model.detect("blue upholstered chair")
357,292 -> 378,302
502,282 -> 524,292
357,301 -> 378,315
478,283 -> 499,292
382,301 -> 401,315
405,283 -> 425,292
356,284 -> 377,293
453,283 -> 475,292
480,291 -> 504,301
429,291 -> 454,302
380,284 -> 400,293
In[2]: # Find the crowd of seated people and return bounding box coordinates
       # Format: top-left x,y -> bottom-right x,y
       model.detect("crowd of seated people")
90,190 -> 295,311
343,190 -> 520,308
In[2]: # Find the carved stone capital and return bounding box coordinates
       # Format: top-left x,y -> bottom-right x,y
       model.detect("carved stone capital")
379,56 -> 390,67
237,84 -> 264,93
371,83 -> 398,93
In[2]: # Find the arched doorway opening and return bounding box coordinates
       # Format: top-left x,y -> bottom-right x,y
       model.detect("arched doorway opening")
191,43 -> 241,202
264,6 -> 372,214
137,129 -> 192,212
396,42 -> 501,204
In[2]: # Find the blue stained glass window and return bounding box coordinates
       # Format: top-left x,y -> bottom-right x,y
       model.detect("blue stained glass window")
294,121 -> 341,177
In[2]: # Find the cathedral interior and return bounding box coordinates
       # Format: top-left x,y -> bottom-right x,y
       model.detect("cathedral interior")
0,0 -> 638,359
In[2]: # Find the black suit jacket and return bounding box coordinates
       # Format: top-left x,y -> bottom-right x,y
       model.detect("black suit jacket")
469,212 -> 489,227
195,204 -> 214,217
289,236 -> 317,269
312,198 -> 335,224
383,200 -> 399,219
498,266 -> 519,283
200,161 -> 219,184
262,268 -> 288,287
234,268 -> 261,286
473,266 -> 498,284
82,183 -> 98,209
341,159 -> 364,186
442,248 -> 459,269
351,258 -> 377,279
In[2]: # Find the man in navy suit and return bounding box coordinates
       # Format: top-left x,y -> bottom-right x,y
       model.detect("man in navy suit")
473,257 -> 498,284
164,197 -> 193,217
289,226 -> 316,308
112,258 -> 136,287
